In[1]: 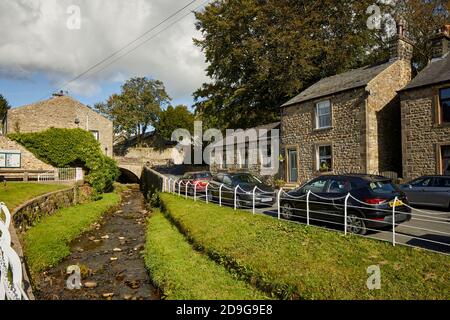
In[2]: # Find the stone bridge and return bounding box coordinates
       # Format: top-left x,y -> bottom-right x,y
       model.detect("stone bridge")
115,157 -> 145,183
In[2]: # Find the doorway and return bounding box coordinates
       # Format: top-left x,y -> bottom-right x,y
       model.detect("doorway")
287,149 -> 298,183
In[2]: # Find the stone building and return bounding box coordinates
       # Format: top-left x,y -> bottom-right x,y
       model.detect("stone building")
3,93 -> 113,157
280,25 -> 412,184
400,25 -> 450,180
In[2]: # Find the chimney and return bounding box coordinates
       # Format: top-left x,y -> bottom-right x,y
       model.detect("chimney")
430,24 -> 450,61
389,16 -> 413,62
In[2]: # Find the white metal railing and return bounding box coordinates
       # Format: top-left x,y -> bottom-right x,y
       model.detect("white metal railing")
37,168 -> 83,182
168,181 -> 450,255
0,203 -> 28,300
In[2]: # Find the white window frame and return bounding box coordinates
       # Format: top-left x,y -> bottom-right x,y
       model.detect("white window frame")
316,144 -> 332,172
90,130 -> 100,141
315,100 -> 332,129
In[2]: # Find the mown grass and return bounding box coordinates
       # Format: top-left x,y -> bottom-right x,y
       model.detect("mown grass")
23,192 -> 120,275
0,182 -> 67,210
160,193 -> 450,300
144,211 -> 268,300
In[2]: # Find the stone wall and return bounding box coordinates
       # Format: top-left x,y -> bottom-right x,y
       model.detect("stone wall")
12,185 -> 92,231
0,136 -> 54,171
6,96 -> 113,157
281,88 -> 366,184
366,59 -> 411,174
401,85 -> 450,180
122,147 -> 185,166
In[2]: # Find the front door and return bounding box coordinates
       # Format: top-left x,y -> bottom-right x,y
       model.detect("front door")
288,149 -> 298,183
442,146 -> 450,175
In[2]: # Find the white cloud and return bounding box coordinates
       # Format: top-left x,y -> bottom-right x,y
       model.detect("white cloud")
0,0 -> 208,99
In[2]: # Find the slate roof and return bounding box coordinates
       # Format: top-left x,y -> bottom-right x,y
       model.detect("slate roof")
281,61 -> 395,107
402,53 -> 450,91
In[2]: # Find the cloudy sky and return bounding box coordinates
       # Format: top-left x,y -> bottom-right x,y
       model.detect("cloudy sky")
0,0 -> 209,108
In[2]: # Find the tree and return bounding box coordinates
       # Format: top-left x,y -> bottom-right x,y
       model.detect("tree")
193,0 -> 449,130
94,77 -> 171,145
0,94 -> 10,121
154,105 -> 196,141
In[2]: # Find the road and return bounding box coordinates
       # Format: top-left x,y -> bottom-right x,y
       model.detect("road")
253,205 -> 450,254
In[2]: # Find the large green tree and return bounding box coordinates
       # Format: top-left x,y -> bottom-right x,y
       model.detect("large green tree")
193,0 -> 449,130
0,94 -> 10,121
94,77 -> 171,145
154,105 -> 196,141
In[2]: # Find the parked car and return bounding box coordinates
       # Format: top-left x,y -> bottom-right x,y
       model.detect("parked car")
399,176 -> 450,209
280,174 -> 412,235
208,173 -> 275,207
178,171 -> 212,194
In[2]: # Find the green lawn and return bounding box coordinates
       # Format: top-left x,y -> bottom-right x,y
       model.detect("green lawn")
23,192 -> 120,275
0,182 -> 68,210
160,193 -> 450,300
144,211 -> 268,300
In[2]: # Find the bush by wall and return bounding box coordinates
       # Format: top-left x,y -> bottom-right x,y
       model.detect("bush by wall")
9,128 -> 119,193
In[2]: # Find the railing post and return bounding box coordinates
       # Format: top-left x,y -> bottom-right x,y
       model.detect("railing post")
306,190 -> 311,226
219,184 -> 224,207
205,183 -> 209,204
234,185 -> 239,210
252,186 -> 257,214
344,193 -> 351,235
392,196 -> 397,247
194,182 -> 199,201
277,188 -> 283,220
178,181 -> 182,196
185,182 -> 190,199
168,178 -> 172,193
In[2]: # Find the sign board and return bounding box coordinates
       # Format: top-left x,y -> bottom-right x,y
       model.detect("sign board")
0,150 -> 21,168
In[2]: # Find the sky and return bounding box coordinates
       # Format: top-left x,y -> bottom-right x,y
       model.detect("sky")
0,0 -> 209,109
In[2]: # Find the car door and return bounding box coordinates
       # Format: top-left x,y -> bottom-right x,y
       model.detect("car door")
405,177 -> 433,204
429,177 -> 450,208
323,178 -> 351,224
221,175 -> 234,203
209,174 -> 223,199
301,178 -> 329,222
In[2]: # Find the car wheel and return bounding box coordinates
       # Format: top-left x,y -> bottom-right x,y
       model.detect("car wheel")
280,202 -> 294,220
346,213 -> 367,235
235,197 -> 246,209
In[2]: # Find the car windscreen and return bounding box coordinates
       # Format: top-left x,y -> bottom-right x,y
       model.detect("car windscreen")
368,180 -> 397,194
233,174 -> 261,184
193,172 -> 211,179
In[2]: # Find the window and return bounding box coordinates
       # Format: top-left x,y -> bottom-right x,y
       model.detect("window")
233,174 -> 261,184
315,100 -> 331,129
223,175 -> 233,186
316,145 -> 332,172
302,179 -> 328,193
439,88 -> 450,123
434,177 -> 450,187
90,130 -> 99,141
369,181 -> 397,194
442,145 -> 450,175
327,179 -> 352,194
410,177 -> 432,187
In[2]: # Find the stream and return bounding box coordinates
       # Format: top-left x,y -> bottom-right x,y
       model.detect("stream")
34,185 -> 160,300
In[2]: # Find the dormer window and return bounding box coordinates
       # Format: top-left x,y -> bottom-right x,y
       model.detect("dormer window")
315,100 -> 331,129
439,87 -> 450,123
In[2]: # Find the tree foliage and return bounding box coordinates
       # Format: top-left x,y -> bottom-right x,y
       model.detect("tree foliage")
0,94 -> 10,121
9,128 -> 119,193
193,0 -> 449,129
154,105 -> 196,141
94,77 -> 171,145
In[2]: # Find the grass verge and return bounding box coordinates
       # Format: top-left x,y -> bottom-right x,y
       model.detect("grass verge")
160,193 -> 450,300
144,211 -> 268,300
23,192 -> 120,275
0,182 -> 67,210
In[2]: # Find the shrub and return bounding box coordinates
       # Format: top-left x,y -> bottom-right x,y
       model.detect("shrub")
9,128 -> 119,193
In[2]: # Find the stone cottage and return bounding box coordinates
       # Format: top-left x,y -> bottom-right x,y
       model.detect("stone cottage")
3,93 -> 113,156
400,25 -> 450,179
280,24 -> 412,184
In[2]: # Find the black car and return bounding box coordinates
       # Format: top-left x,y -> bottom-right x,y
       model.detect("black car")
208,173 -> 275,207
280,174 -> 412,235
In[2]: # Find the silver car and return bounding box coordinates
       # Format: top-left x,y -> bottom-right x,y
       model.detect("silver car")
400,176 -> 450,209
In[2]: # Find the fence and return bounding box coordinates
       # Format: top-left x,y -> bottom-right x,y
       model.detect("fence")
0,203 -> 28,300
37,168 -> 83,182
163,178 -> 450,255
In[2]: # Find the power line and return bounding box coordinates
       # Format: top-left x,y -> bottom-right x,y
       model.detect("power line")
55,0 -> 201,93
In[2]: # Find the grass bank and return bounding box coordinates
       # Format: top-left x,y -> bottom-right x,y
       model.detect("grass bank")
23,192 -> 120,275
160,193 -> 450,300
0,182 -> 67,210
144,211 -> 267,300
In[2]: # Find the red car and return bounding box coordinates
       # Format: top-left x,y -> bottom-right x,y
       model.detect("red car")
178,171 -> 212,194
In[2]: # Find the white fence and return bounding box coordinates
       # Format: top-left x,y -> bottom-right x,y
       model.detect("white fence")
0,203 -> 28,300
163,178 -> 450,255
37,167 -> 83,182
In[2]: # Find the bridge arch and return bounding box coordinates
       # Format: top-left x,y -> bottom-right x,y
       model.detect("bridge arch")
117,166 -> 141,184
